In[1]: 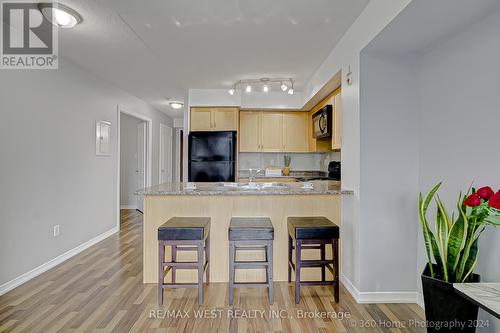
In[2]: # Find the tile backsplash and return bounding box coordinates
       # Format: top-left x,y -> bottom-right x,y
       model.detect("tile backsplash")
239,152 -> 340,172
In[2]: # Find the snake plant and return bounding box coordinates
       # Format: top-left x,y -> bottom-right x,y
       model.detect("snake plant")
418,182 -> 500,283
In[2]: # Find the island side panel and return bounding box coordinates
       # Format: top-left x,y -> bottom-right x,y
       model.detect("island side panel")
143,194 -> 341,284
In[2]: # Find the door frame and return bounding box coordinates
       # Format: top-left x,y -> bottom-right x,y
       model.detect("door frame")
159,123 -> 173,183
116,105 -> 153,229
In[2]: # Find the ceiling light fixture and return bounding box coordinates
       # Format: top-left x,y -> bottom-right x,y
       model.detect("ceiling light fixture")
39,3 -> 83,29
228,78 -> 294,95
168,100 -> 184,109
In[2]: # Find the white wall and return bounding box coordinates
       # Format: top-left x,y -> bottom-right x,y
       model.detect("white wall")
303,0 -> 412,292
0,59 -> 172,289
359,53 -> 419,293
120,114 -> 142,207
417,10 -> 500,330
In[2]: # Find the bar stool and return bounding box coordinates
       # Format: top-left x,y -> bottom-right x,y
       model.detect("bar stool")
228,217 -> 274,305
287,216 -> 339,304
158,217 -> 210,305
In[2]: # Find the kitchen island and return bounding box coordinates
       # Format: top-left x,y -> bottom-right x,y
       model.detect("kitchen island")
137,181 -> 353,284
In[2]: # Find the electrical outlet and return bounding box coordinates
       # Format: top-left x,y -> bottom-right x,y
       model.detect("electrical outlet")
53,225 -> 60,237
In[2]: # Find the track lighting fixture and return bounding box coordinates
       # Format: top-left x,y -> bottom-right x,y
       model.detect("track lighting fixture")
228,78 -> 294,95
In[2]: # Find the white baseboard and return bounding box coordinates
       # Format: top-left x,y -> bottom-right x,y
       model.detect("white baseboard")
0,226 -> 119,296
341,274 -> 419,304
120,205 -> 137,210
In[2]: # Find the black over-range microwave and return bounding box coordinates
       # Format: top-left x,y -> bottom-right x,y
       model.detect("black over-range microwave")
312,104 -> 332,139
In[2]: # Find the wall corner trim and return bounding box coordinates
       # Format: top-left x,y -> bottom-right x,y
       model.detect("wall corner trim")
0,226 -> 119,296
341,274 -> 419,304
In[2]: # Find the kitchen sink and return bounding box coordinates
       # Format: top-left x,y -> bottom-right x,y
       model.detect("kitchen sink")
223,182 -> 289,190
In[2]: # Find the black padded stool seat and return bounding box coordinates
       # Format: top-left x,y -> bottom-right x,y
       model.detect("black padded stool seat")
158,217 -> 210,240
288,216 -> 339,240
229,217 -> 274,240
287,216 -> 340,304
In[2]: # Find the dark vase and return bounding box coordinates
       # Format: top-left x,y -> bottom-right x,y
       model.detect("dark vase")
421,264 -> 480,333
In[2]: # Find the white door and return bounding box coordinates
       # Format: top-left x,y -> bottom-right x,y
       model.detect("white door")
137,122 -> 147,212
159,124 -> 173,184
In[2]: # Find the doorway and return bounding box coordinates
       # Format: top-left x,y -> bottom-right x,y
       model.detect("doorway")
117,107 -> 152,227
159,123 -> 173,183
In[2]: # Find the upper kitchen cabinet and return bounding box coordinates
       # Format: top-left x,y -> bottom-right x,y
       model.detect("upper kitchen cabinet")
190,107 -> 239,131
239,111 -> 261,152
282,112 -> 308,152
331,92 -> 342,150
307,87 -> 342,152
240,111 -> 308,153
261,112 -> 283,152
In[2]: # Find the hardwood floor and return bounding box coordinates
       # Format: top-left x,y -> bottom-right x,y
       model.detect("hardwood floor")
0,210 -> 425,332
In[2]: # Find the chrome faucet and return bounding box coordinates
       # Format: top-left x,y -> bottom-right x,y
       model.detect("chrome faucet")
248,168 -> 263,183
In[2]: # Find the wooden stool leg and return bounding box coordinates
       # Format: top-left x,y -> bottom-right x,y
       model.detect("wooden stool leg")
158,242 -> 165,305
205,236 -> 210,284
197,241 -> 203,305
171,245 -> 177,284
287,235 -> 292,283
267,241 -> 273,304
321,243 -> 326,282
295,240 -> 301,304
228,241 -> 235,306
333,238 -> 339,303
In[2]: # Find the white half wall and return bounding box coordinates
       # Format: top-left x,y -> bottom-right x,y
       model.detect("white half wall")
0,58 -> 172,290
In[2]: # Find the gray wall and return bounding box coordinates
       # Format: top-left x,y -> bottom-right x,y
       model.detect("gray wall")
359,53 -> 419,292
0,59 -> 173,287
120,114 -> 142,207
361,4 -> 500,330
417,10 -> 500,330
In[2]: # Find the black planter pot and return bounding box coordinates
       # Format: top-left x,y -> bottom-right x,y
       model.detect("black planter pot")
421,264 -> 480,333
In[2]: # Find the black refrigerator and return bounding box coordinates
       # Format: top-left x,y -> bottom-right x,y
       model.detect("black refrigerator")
188,131 -> 237,182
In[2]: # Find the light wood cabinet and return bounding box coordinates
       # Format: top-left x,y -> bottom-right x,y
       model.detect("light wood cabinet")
240,111 -> 309,152
239,111 -> 261,152
261,112 -> 283,152
282,112 -> 308,152
190,107 -> 238,131
190,108 -> 212,131
331,93 -> 342,150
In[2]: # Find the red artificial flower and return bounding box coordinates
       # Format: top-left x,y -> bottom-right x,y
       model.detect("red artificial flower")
488,191 -> 500,210
464,193 -> 481,207
477,186 -> 494,200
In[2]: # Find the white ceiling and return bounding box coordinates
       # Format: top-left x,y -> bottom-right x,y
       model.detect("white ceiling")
56,0 -> 369,117
363,0 -> 500,57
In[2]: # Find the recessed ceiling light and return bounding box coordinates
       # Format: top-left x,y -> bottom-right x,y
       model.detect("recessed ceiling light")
168,101 -> 184,109
39,3 -> 82,29
245,85 -> 252,93
263,85 -> 269,93
280,82 -> 288,91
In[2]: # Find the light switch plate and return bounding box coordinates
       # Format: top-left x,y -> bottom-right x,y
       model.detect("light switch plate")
96,121 -> 111,156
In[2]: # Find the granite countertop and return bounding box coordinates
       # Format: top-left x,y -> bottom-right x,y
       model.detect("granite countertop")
136,181 -> 353,196
453,283 -> 500,319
